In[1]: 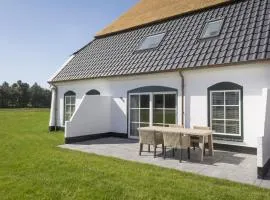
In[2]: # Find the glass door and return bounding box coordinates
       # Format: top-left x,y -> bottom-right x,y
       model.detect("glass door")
153,93 -> 176,126
128,92 -> 177,138
129,94 -> 150,138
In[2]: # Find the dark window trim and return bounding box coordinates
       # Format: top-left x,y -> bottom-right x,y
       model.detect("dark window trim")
199,18 -> 225,40
126,86 -> 178,136
86,89 -> 100,95
135,31 -> 167,52
207,82 -> 243,141
63,90 -> 76,126
64,91 -> 76,96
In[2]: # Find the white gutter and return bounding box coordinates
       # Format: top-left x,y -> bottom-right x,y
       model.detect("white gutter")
48,55 -> 74,131
179,71 -> 185,127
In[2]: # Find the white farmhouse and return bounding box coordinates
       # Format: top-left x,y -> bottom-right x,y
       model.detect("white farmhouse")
48,0 -> 270,178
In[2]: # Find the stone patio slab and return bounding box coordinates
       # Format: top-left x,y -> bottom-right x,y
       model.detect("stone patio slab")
59,137 -> 270,189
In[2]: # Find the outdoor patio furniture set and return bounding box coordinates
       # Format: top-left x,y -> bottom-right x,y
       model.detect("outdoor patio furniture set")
137,125 -> 214,162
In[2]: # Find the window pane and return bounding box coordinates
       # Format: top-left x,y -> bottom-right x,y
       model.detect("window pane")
138,33 -> 165,50
71,96 -> 76,104
201,19 -> 223,39
140,95 -> 149,108
226,106 -> 239,119
140,123 -> 149,128
212,120 -> 224,133
130,109 -> 139,122
130,95 -> 139,108
140,109 -> 149,122
65,105 -> 71,113
71,105 -> 75,114
212,106 -> 224,119
65,113 -> 70,121
153,109 -> 163,123
130,123 -> 139,137
165,94 -> 176,108
66,96 -> 71,104
226,92 -> 239,105
165,110 -> 176,124
154,94 -> 163,108
212,92 -> 224,105
226,121 -> 239,135
153,123 -> 164,127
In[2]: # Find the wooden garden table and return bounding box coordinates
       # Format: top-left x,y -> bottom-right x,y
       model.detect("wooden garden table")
138,126 -> 214,161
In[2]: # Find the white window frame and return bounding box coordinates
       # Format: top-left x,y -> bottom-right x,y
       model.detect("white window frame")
128,92 -> 177,139
210,90 -> 241,136
64,95 -> 76,123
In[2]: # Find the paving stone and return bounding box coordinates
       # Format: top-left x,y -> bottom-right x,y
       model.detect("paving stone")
59,137 -> 270,189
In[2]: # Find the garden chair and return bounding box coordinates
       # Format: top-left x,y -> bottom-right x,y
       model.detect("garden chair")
138,129 -> 164,158
163,132 -> 191,162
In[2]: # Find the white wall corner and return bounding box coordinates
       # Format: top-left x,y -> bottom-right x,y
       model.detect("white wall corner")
257,88 -> 270,167
257,136 -> 264,167
49,87 -> 56,127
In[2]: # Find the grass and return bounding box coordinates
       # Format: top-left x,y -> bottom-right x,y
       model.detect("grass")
0,109 -> 270,200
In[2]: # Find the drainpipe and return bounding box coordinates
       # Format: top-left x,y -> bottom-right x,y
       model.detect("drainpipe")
49,83 -> 58,131
179,71 -> 185,127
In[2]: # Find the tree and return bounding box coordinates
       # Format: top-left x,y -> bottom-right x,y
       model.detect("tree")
30,82 -> 51,108
30,83 -> 43,107
16,80 -> 30,107
10,83 -> 20,107
0,82 -> 11,107
0,81 -> 50,108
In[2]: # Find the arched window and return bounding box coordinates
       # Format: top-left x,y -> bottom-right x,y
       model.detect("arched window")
64,91 -> 76,123
86,89 -> 100,95
208,82 -> 243,140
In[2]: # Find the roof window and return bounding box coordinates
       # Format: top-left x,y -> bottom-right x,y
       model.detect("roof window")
137,32 -> 165,51
200,19 -> 223,39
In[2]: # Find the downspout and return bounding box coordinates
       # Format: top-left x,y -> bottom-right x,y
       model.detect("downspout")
49,83 -> 58,131
179,71 -> 185,127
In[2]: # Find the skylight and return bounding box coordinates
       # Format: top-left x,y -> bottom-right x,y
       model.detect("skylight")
137,33 -> 165,51
200,19 -> 223,39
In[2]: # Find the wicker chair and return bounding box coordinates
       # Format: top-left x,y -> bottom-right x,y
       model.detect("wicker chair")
190,126 -> 211,154
138,129 -> 164,157
167,124 -> 184,155
163,132 -> 191,162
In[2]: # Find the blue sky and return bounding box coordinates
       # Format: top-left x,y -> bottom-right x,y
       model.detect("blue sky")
0,0 -> 138,88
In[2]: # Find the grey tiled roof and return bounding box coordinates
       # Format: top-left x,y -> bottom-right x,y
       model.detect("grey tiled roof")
51,0 -> 270,82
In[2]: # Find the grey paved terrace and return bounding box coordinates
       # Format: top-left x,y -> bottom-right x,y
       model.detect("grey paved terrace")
59,137 -> 270,189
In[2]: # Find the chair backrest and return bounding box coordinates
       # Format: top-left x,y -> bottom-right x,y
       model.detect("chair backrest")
138,130 -> 155,145
163,132 -> 190,148
168,124 -> 184,128
193,126 -> 211,130
163,132 -> 181,148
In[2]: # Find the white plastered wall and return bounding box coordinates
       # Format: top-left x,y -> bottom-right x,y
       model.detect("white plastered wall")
55,72 -> 183,134
65,95 -> 112,138
183,61 -> 270,147
51,61 -> 270,148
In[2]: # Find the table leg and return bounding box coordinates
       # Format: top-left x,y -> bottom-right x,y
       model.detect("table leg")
208,134 -> 214,156
199,136 -> 204,162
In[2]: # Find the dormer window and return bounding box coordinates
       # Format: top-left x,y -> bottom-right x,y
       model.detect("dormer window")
200,19 -> 223,39
137,32 -> 165,51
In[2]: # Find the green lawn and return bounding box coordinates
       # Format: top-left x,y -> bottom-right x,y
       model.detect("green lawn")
0,109 -> 270,200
